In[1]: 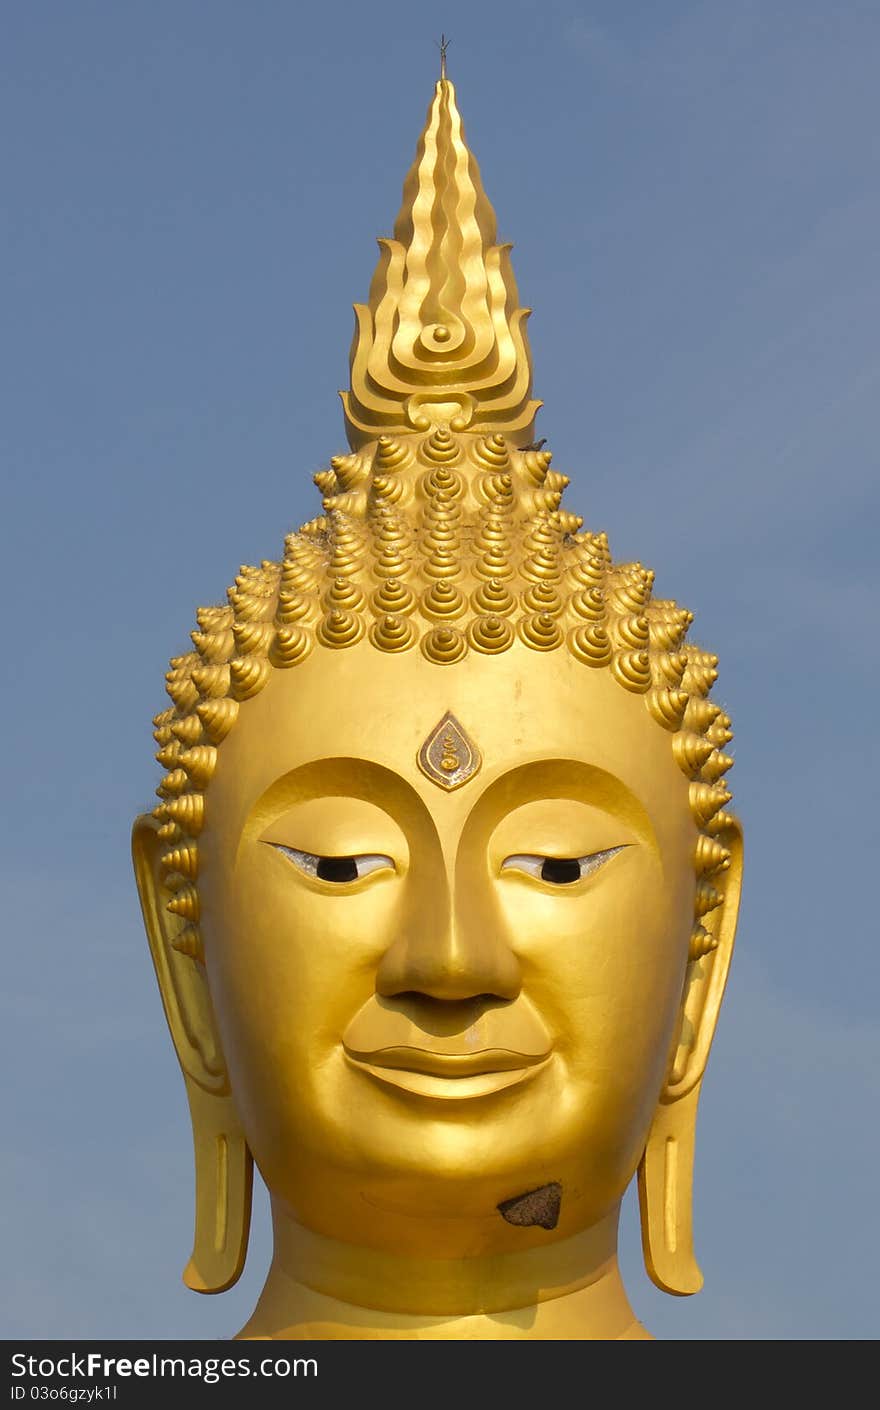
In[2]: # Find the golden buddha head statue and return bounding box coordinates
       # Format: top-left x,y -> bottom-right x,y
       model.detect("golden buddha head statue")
133,74 -> 742,1340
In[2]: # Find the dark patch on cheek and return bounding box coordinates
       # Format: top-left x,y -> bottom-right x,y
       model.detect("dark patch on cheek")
497,1182 -> 562,1230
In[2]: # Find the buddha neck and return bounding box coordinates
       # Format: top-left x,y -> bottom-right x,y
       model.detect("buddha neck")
237,1202 -> 650,1341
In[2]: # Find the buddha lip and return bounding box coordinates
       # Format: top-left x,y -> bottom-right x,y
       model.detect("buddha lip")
343,1045 -> 549,1077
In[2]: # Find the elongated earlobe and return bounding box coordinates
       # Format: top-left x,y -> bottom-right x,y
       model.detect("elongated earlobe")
182,1080 -> 253,1294
638,817 -> 743,1295
132,814 -> 253,1294
638,1083 -> 703,1295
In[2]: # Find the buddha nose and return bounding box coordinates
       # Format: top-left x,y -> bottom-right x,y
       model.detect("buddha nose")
375,890 -> 521,1003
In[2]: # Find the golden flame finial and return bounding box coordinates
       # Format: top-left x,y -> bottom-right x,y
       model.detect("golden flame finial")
341,75 -> 542,449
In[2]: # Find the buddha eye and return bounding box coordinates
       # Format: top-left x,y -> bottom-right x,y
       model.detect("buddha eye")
501,846 -> 627,886
271,845 -> 395,884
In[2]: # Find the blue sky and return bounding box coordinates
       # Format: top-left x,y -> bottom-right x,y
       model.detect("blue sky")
2,1 -> 878,1340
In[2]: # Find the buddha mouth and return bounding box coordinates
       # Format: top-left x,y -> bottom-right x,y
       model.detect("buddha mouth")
343,1044 -> 552,1100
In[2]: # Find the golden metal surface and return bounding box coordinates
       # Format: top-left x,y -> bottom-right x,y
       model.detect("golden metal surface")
417,711 -> 482,791
133,64 -> 742,1340
341,78 -> 541,448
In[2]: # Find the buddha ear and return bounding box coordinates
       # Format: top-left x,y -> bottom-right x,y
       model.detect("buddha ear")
638,817 -> 743,1296
132,813 -> 253,1294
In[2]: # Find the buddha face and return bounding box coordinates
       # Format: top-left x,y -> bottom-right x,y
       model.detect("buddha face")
193,638 -> 698,1257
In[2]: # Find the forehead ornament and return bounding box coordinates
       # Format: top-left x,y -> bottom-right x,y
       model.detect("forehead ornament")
417,711 -> 482,791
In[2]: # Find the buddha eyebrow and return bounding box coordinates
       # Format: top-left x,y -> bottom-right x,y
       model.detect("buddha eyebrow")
458,761 -> 658,858
237,759 -> 436,866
